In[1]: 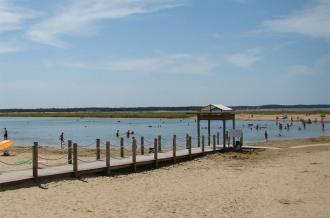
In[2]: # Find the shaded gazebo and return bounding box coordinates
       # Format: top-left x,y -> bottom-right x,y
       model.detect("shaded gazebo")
196,104 -> 235,148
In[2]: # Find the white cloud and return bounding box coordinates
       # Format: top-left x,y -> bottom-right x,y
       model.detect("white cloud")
0,41 -> 21,53
46,54 -> 218,75
26,0 -> 183,47
226,48 -> 261,69
0,0 -> 37,32
287,55 -> 330,76
288,65 -> 314,76
263,0 -> 330,39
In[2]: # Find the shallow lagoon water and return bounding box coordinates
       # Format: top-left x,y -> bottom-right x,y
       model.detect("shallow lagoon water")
0,117 -> 329,148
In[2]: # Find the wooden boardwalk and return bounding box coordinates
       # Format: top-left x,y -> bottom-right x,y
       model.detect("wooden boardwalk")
0,145 -> 224,186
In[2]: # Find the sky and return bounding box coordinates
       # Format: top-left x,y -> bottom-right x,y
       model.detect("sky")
0,0 -> 329,108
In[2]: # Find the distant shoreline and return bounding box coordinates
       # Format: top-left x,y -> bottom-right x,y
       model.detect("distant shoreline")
0,110 -> 329,122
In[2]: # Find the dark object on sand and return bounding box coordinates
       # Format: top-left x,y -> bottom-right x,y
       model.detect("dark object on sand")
148,148 -> 154,153
3,151 -> 10,156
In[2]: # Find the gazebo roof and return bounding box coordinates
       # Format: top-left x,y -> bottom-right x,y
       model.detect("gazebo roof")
197,104 -> 234,120
200,104 -> 233,112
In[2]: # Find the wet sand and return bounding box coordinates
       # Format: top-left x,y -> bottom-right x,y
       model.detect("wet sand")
1,137 -> 330,217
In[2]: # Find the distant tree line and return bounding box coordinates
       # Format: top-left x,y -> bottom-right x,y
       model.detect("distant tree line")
0,104 -> 329,113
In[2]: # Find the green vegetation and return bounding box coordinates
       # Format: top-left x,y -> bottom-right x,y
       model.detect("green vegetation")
0,112 -> 193,119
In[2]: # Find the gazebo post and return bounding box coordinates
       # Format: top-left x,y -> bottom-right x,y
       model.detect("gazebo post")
223,120 -> 226,149
232,119 -> 236,147
208,119 -> 211,146
197,116 -> 201,147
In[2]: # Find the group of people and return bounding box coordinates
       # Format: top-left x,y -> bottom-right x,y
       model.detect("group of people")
2,128 -> 65,149
116,130 -> 135,138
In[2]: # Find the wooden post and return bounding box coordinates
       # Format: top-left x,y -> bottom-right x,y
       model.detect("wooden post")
32,142 -> 38,179
213,134 -> 216,151
158,135 -> 162,152
232,119 -> 236,148
186,134 -> 189,149
188,136 -> 192,159
154,138 -> 158,168
223,120 -> 226,149
197,116 -> 200,147
202,135 -> 205,155
132,138 -> 137,172
96,138 -> 100,160
141,136 -> 144,155
68,140 -> 72,164
106,141 -> 110,175
73,143 -> 78,178
173,135 -> 176,164
208,120 -> 211,146
120,137 -> 124,158
217,132 -> 220,145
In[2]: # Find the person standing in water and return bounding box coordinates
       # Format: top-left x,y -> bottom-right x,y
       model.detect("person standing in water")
264,130 -> 268,142
59,132 -> 64,148
3,128 -> 8,140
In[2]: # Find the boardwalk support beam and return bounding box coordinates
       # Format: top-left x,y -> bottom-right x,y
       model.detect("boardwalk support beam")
96,138 -> 100,160
68,140 -> 72,164
32,142 -> 38,180
141,136 -> 144,155
120,137 -> 124,158
158,135 -> 162,152
73,143 -> 78,178
173,135 -> 176,164
132,138 -> 137,172
106,141 -> 110,175
154,138 -> 158,168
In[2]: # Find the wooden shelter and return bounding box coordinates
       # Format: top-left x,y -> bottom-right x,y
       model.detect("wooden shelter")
196,104 -> 235,148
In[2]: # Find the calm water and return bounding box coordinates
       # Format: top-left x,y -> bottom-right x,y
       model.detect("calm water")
0,117 -> 329,148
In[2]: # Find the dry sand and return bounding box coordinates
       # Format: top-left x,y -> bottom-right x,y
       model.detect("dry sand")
1,137 -> 330,218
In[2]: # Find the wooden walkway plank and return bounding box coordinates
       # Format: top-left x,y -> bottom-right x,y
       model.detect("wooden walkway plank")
0,145 -> 224,185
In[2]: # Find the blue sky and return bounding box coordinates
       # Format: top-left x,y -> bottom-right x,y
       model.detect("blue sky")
0,0 -> 329,108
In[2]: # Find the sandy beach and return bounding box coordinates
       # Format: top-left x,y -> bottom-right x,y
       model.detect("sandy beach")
0,137 -> 330,217
236,112 -> 330,123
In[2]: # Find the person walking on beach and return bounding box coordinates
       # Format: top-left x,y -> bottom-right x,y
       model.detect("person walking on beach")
59,132 -> 64,148
264,130 -> 268,142
2,128 -> 10,156
3,128 -> 8,140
